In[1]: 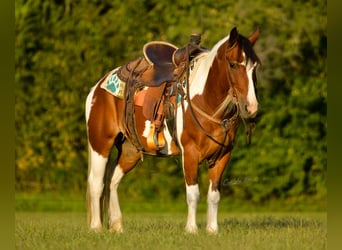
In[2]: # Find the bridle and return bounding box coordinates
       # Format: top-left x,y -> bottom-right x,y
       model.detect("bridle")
223,43 -> 257,145
178,40 -> 256,165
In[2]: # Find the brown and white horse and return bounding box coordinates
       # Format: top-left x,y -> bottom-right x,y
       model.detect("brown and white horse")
85,27 -> 260,234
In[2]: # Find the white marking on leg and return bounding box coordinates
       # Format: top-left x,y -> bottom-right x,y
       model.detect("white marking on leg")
207,181 -> 220,234
108,165 -> 125,233
176,100 -> 199,233
246,61 -> 258,116
185,184 -> 199,233
88,146 -> 107,230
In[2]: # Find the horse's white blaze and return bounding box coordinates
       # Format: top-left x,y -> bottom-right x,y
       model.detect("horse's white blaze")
246,61 -> 258,115
185,184 -> 200,233
87,146 -> 107,229
108,165 -> 124,232
207,181 -> 220,233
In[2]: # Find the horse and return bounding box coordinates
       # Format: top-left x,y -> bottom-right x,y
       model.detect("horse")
85,27 -> 260,234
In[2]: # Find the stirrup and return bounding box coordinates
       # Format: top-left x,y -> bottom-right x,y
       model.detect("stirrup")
147,123 -> 166,150
157,130 -> 166,149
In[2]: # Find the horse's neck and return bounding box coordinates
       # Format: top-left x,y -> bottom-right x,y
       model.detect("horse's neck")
188,53 -> 210,98
189,54 -> 230,115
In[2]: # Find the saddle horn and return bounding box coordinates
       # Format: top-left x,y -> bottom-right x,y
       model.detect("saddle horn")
172,33 -> 205,66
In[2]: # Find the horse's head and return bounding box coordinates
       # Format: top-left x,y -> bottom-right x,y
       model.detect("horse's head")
219,27 -> 260,119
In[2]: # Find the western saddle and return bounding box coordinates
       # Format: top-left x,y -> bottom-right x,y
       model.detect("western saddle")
117,34 -> 208,152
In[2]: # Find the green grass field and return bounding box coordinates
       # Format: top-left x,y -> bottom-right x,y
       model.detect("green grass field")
15,211 -> 326,250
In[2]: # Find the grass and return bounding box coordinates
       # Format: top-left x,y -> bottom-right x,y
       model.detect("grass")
15,211 -> 326,250
15,192 -> 327,249
15,191 -> 326,213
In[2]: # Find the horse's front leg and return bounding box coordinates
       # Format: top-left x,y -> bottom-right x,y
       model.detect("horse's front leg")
207,152 -> 231,234
182,151 -> 200,233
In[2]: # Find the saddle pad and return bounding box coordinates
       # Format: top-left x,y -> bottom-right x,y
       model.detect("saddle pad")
100,67 -> 125,99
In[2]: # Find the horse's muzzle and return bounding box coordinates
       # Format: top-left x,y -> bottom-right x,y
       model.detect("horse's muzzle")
238,102 -> 257,119
247,104 -> 258,118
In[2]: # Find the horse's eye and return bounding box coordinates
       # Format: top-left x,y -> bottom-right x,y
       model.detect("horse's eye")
229,62 -> 237,68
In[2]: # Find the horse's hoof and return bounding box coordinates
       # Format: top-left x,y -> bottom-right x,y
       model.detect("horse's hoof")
206,226 -> 218,235
89,226 -> 102,233
185,225 -> 198,234
109,220 -> 123,233
109,227 -> 123,234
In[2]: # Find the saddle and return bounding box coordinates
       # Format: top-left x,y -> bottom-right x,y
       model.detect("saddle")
118,34 -> 208,152
117,42 -> 177,88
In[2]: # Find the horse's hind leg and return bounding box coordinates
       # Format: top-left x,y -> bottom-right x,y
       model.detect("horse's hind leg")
108,139 -> 141,233
87,144 -> 110,231
86,86 -> 118,231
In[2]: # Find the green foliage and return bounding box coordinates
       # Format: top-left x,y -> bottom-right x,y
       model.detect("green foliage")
15,0 -> 326,208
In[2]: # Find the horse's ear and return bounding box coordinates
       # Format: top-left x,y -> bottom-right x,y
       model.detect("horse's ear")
248,27 -> 260,46
228,27 -> 238,47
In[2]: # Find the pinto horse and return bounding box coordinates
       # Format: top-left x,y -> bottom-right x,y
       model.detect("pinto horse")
85,27 -> 260,234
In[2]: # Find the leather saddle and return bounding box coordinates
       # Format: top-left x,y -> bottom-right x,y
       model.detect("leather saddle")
117,42 -> 178,88
117,35 -> 206,88
118,34 -> 207,151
